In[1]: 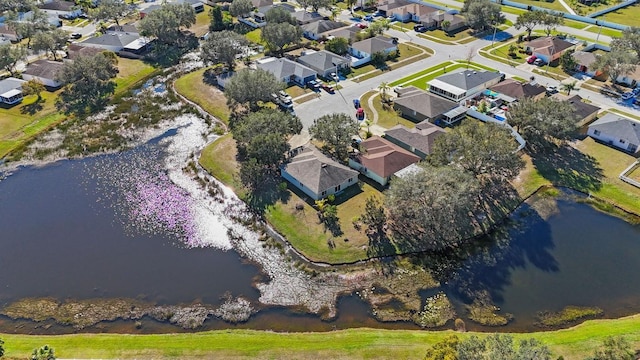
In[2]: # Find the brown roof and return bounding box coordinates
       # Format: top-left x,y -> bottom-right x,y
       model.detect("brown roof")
23,60 -> 65,80
526,36 -> 575,56
66,44 -> 104,60
489,79 -> 546,99
357,136 -> 421,178
571,50 -> 598,67
384,121 -> 446,156
552,94 -> 601,120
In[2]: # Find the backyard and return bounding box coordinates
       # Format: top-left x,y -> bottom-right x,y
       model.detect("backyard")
347,43 -> 433,81
174,67 -> 231,124
594,3 -> 640,27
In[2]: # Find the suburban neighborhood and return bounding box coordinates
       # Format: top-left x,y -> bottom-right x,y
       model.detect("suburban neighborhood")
1,0 -> 640,357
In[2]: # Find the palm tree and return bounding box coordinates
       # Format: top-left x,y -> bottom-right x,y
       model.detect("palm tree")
561,81 -> 577,95
508,44 -> 518,57
441,20 -> 451,32
378,81 -> 390,102
31,345 -> 55,360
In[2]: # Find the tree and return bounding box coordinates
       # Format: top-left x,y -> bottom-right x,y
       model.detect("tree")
560,49 -> 577,72
209,5 -> 227,31
139,3 -> 196,45
424,334 -> 460,360
594,49 -> 636,84
370,51 -> 387,67
508,44 -> 517,57
201,30 -> 249,70
506,97 -> 578,149
298,0 -> 311,11
239,157 -> 265,190
325,37 -> 349,56
0,0 -> 34,12
484,334 -> 516,360
224,68 -> 285,111
387,164 -> 481,251
55,52 -> 118,114
425,334 -> 552,360
309,113 -> 360,160
588,336 -> 634,360
366,18 -> 390,37
260,22 -> 301,54
516,338 -> 552,360
561,80 -> 577,95
346,0 -> 357,13
514,10 -> 544,40
232,108 -> 302,149
22,78 -> 45,101
308,0 -> 331,12
378,81 -> 390,102
540,12 -> 563,37
32,28 -> 68,61
31,345 -> 55,360
229,0 -> 253,18
75,0 -> 94,13
265,6 -> 296,25
611,26 -> 640,62
461,0 -> 504,31
0,44 -> 26,77
430,120 -> 524,181
8,7 -> 50,48
0,338 -> 4,358
360,196 -> 386,238
91,0 -> 128,27
441,20 -> 451,32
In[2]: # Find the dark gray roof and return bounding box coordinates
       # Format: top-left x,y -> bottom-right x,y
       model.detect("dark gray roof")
283,145 -> 359,194
256,58 -> 316,80
432,69 -> 502,91
38,0 -> 76,11
292,11 -> 323,24
301,20 -> 348,35
565,95 -> 600,120
297,50 -> 349,72
350,36 -> 396,55
326,26 -> 360,41
384,121 -> 446,155
23,60 -> 64,80
572,50 -> 598,67
106,24 -> 139,34
489,79 -> 546,99
393,87 -> 458,118
589,113 -> 640,144
66,44 -> 104,60
0,77 -> 25,96
81,31 -> 140,48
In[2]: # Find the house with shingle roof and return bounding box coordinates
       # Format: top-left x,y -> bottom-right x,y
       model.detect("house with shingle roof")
392,86 -> 461,123
22,60 -> 64,88
384,121 -> 446,159
281,145 -> 359,200
0,24 -> 20,42
571,50 -> 601,77
297,50 -> 350,78
256,57 -> 317,85
349,36 -> 397,67
488,79 -> 546,101
525,36 -> 576,63
301,20 -> 348,40
0,77 -> 26,105
292,11 -> 323,25
65,43 -> 104,62
326,26 -> 361,42
428,69 -> 503,102
80,31 -> 149,53
588,113 -> 640,153
349,135 -> 421,186
552,94 -> 601,126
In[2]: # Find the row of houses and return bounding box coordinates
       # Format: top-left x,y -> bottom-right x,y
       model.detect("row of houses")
376,0 -> 466,33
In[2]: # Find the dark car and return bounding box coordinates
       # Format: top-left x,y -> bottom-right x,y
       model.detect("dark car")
353,99 -> 361,108
321,83 -> 334,93
70,32 -> 82,39
413,24 -> 426,32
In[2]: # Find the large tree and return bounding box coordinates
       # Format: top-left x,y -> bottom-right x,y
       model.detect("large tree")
588,336 -> 634,360
308,0 -> 331,12
325,37 -> 349,55
90,0 -> 129,27
260,22 -> 301,54
461,0 -> 504,31
30,345 -> 55,360
386,164 -> 481,251
209,5 -> 227,31
55,52 -> 118,114
540,12 -> 564,37
611,26 -> 640,62
0,44 -> 27,77
506,97 -> 578,149
139,3 -> 196,45
32,28 -> 68,61
265,6 -> 296,25
8,7 -> 50,48
425,334 -> 552,360
514,10 -> 544,40
224,68 -> 285,111
201,30 -> 249,70
430,120 -> 524,181
594,49 -> 636,84
0,0 -> 34,12
309,113 -> 360,160
229,0 -> 253,18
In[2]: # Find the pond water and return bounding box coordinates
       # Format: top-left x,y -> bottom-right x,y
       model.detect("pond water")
1,132 -> 640,332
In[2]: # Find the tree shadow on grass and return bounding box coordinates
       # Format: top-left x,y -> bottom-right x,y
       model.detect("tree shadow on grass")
20,98 -> 45,115
530,144 -> 604,194
246,175 -> 292,213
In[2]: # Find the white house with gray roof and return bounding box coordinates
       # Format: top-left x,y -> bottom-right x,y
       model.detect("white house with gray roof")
588,113 -> 640,153
256,57 -> 317,85
80,31 -> 150,52
348,36 -> 397,67
428,69 -> 503,102
297,50 -> 350,79
0,77 -> 26,105
281,145 -> 359,200
22,60 -> 64,88
301,20 -> 348,40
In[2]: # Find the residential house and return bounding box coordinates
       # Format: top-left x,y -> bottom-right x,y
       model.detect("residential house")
22,60 -> 64,88
552,94 -> 601,126
488,78 -> 546,101
38,0 -> 83,20
281,145 -> 359,200
301,20 -> 348,40
525,36 -> 576,63
392,86 -> 462,123
0,25 -> 18,42
384,120 -> 446,159
297,50 -> 350,79
140,4 -> 162,18
252,0 -> 273,8
588,113 -> 640,153
256,57 -> 317,85
107,24 -> 139,34
142,0 -> 205,17
376,0 -> 410,17
428,69 -> 503,102
386,2 -> 438,23
65,43 -> 104,62
571,50 -> 602,77
80,31 -> 149,53
616,65 -> 640,87
326,26 -> 361,43
0,77 -> 26,105
421,12 -> 466,33
348,36 -> 397,67
349,135 -> 421,186
292,11 -> 323,25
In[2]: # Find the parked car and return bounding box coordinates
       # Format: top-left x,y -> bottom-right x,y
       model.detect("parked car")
364,15 -> 374,21
307,79 -> 321,90
413,24 -> 427,32
355,23 -> 368,29
526,55 -> 537,64
321,83 -> 335,93
279,90 -> 292,102
70,32 -> 82,39
353,99 -> 361,108
545,86 -> 558,95
533,58 -> 545,66
622,92 -> 635,100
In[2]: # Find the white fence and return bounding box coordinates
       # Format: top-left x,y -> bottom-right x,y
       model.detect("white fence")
619,160 -> 640,189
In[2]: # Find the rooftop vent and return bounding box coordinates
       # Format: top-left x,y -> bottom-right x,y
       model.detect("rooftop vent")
321,163 -> 328,168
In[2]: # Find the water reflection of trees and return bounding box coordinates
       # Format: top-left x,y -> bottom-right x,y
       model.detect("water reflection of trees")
410,202 -> 558,304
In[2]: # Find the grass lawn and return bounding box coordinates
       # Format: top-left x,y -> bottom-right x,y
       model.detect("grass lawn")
286,85 -> 312,98
1,315 -> 640,359
244,28 -> 265,45
584,25 -> 623,39
370,94 -> 417,129
114,58 -> 158,95
563,18 -> 591,30
594,3 -> 640,27
509,0 -> 567,12
199,134 -> 243,193
174,67 -> 231,124
389,61 -> 454,87
350,43 -> 432,82
190,5 -> 213,37
393,62 -> 494,90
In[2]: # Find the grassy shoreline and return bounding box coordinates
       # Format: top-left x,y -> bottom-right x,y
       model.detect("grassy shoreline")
1,315 -> 639,359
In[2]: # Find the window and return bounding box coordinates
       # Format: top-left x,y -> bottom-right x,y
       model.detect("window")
299,181 -> 304,187
348,178 -> 353,182
321,191 -> 326,196
620,139 -> 626,144
593,129 -> 601,136
335,185 -> 341,192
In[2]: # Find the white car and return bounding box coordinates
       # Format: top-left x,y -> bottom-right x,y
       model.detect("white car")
278,90 -> 292,102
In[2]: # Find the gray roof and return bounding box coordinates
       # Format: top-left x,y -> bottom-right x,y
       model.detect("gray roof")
301,20 -> 348,35
572,50 -> 598,67
350,36 -> 396,55
0,77 -> 25,96
393,86 -> 458,118
283,145 -> 359,194
431,69 -> 502,91
257,58 -> 316,80
384,120 -> 446,155
326,26 -> 360,41
589,113 -> 640,144
565,95 -> 600,120
292,11 -> 323,24
38,0 -> 76,11
297,50 -> 349,72
81,31 -> 140,49
106,24 -> 139,34
23,60 -> 64,80
489,79 -> 546,99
